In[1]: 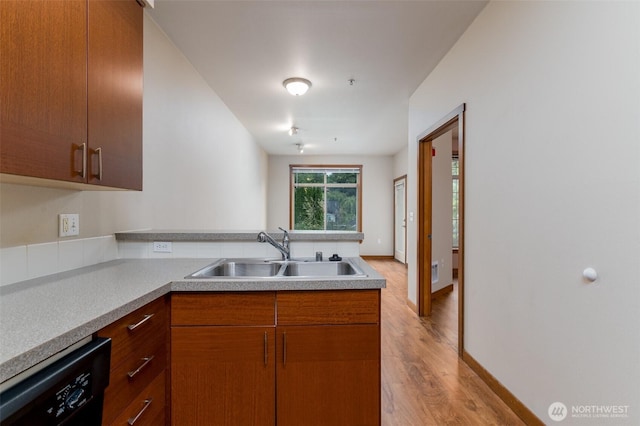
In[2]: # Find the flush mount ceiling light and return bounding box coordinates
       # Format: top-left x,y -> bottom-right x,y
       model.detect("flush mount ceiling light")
283,77 -> 312,96
296,143 -> 304,153
289,126 -> 299,136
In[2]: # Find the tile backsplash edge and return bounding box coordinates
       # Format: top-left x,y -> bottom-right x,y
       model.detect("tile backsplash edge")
0,235 -> 118,287
117,240 -> 361,260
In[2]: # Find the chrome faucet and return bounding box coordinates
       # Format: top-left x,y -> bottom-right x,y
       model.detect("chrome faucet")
257,227 -> 290,260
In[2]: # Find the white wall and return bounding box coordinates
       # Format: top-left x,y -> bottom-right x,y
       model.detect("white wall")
135,15 -> 268,230
393,144 -> 408,180
431,130 -> 453,292
267,155 -> 393,256
408,1 -> 640,422
0,14 -> 268,279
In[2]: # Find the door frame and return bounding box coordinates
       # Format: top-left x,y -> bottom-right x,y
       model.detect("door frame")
417,103 -> 465,356
393,175 -> 407,264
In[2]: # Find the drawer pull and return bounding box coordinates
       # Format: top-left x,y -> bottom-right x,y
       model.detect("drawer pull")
127,314 -> 154,332
92,147 -> 103,181
264,332 -> 268,366
128,398 -> 153,425
127,356 -> 154,379
74,142 -> 86,178
283,332 -> 287,366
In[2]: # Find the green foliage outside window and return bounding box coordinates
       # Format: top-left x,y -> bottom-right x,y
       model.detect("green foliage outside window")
295,172 -> 324,184
294,187 -> 324,230
327,172 -> 357,184
326,188 -> 357,230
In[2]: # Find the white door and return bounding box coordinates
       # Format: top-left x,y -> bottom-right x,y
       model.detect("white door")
394,177 -> 407,263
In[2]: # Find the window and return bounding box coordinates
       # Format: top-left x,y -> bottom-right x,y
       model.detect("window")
290,166 -> 362,231
452,158 -> 459,248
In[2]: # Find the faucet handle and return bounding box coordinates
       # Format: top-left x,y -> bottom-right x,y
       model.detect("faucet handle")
278,227 -> 290,251
278,227 -> 289,239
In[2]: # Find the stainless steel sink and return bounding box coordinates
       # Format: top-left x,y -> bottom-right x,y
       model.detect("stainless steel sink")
185,258 -> 366,279
282,261 -> 362,277
187,259 -> 283,278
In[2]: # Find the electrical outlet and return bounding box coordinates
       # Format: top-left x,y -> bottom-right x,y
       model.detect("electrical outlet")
153,242 -> 172,253
59,214 -> 80,237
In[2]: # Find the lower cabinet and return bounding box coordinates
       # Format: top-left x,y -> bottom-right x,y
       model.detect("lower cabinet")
108,372 -> 166,426
276,325 -> 380,426
171,290 -> 381,426
171,292 -> 276,425
171,327 -> 276,425
99,296 -> 168,426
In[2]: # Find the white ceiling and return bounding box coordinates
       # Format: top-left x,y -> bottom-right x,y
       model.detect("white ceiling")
148,1 -> 486,156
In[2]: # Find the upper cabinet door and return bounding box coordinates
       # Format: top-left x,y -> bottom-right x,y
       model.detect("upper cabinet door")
1,0 -> 88,183
88,0 -> 143,190
1,0 -> 143,190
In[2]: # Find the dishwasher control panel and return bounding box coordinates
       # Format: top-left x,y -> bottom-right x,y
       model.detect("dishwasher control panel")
47,371 -> 93,420
0,338 -> 111,426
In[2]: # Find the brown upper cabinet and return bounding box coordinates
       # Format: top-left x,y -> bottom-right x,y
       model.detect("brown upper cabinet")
1,0 -> 143,190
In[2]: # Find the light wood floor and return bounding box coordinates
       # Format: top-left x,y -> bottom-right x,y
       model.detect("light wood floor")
367,259 -> 525,426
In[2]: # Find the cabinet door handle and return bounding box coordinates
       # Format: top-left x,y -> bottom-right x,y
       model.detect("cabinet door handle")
283,332 -> 287,366
127,356 -> 154,379
264,331 -> 268,366
128,398 -> 153,425
92,147 -> 103,181
127,314 -> 154,332
74,143 -> 86,178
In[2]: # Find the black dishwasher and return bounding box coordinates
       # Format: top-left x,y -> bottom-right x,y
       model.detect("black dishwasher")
0,337 -> 111,426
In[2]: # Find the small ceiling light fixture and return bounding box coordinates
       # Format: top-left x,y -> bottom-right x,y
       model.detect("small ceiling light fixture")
283,77 -> 312,96
296,143 -> 304,154
289,126 -> 299,136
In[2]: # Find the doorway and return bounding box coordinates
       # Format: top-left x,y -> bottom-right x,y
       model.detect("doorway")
393,175 -> 407,264
417,104 -> 465,356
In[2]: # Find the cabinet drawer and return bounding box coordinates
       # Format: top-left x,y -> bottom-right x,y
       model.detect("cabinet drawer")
107,371 -> 165,426
277,290 -> 380,325
172,292 -> 276,326
102,342 -> 166,425
98,296 -> 167,370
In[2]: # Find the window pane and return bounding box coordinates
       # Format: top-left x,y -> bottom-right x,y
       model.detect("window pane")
453,220 -> 459,247
294,187 -> 324,230
294,172 -> 324,184
452,174 -> 459,248
326,188 -> 357,230
291,166 -> 360,232
452,159 -> 459,176
327,172 -> 357,184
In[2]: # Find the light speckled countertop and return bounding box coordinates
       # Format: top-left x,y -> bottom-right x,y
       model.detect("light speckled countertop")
115,229 -> 364,241
0,257 -> 384,383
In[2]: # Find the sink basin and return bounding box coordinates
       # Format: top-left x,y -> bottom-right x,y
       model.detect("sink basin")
185,258 -> 366,279
282,261 -> 362,277
187,260 -> 283,278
